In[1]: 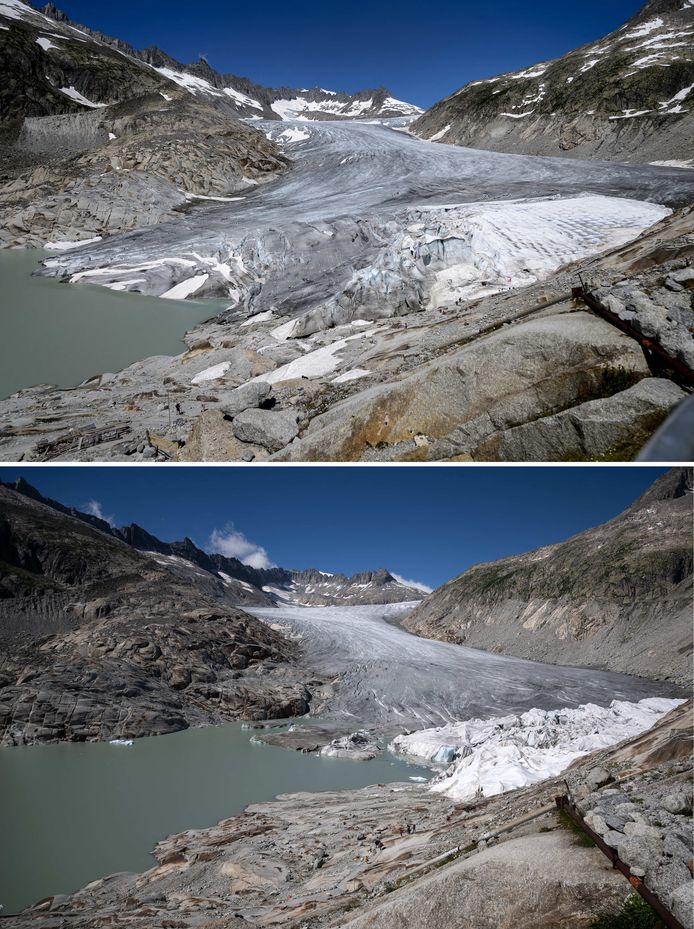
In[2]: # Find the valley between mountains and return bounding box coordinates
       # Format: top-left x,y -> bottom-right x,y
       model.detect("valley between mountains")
0,469 -> 691,926
0,0 -> 693,462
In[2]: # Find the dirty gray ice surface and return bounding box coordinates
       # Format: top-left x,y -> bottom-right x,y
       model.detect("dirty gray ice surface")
250,603 -> 678,734
40,120 -> 694,319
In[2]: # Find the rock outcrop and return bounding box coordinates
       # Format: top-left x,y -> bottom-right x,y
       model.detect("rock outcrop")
403,468 -> 693,683
0,92 -> 288,247
0,482 -> 316,745
413,0 -> 694,163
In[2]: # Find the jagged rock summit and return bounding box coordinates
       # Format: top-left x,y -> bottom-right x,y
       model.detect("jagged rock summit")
413,0 -> 694,162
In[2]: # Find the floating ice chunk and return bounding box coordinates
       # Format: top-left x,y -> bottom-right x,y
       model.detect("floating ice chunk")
109,739 -> 133,746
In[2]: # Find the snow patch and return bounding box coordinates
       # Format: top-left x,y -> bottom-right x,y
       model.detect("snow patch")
429,125 -> 451,142
45,236 -> 103,250
36,36 -> 58,51
191,361 -> 231,384
222,86 -> 263,110
277,127 -> 311,144
624,17 -> 664,40
241,310 -> 276,327
59,86 -> 106,108
332,368 -> 370,384
160,273 -> 209,300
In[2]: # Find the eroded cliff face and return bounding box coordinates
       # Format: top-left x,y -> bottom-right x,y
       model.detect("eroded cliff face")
403,469 -> 693,683
413,0 -> 694,163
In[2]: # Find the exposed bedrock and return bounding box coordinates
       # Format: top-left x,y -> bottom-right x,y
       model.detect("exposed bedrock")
275,312 -> 657,461
4,702 -> 691,929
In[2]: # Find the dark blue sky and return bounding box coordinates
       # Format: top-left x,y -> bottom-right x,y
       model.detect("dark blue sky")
1,467 -> 665,589
55,0 -> 642,107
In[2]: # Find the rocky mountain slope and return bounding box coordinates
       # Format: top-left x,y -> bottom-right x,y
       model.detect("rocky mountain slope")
0,0 -> 419,245
413,0 -> 694,163
403,468 -> 693,683
3,476 -> 425,606
0,1 -> 420,127
0,481 -> 317,745
5,697 -> 691,928
0,0 -> 292,245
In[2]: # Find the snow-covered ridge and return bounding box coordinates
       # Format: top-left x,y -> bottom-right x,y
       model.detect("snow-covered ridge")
391,698 -> 685,801
151,65 -> 420,122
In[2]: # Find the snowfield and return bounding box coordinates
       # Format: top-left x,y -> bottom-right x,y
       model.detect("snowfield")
391,697 -> 684,801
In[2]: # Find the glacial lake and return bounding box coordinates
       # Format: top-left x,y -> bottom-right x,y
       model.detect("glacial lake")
0,721 -> 431,915
0,249 -> 217,400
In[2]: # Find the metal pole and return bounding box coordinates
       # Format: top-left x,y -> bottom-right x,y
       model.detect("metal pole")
555,797 -> 685,929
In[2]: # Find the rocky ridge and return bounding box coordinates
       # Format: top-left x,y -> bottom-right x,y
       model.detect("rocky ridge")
36,2 -> 423,122
403,468 -> 693,683
1,1 -> 420,127
3,476 -> 425,607
413,0 -> 694,163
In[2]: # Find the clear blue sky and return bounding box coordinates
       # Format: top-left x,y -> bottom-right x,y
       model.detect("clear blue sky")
1,467 -> 665,589
54,0 -> 643,107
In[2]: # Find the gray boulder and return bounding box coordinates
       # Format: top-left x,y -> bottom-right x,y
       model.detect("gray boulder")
670,267 -> 694,285
662,792 -> 693,816
232,409 -> 300,451
586,768 -> 614,792
669,883 -> 694,929
617,836 -> 664,875
222,381 -> 272,418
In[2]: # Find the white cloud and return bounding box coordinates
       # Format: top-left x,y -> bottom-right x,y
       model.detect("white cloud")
208,525 -> 275,570
83,499 -> 115,527
391,572 -> 433,594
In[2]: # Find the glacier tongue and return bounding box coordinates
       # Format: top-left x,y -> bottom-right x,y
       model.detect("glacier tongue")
390,697 -> 684,801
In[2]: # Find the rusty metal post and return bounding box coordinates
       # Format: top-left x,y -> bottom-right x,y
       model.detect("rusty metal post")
555,796 -> 685,929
